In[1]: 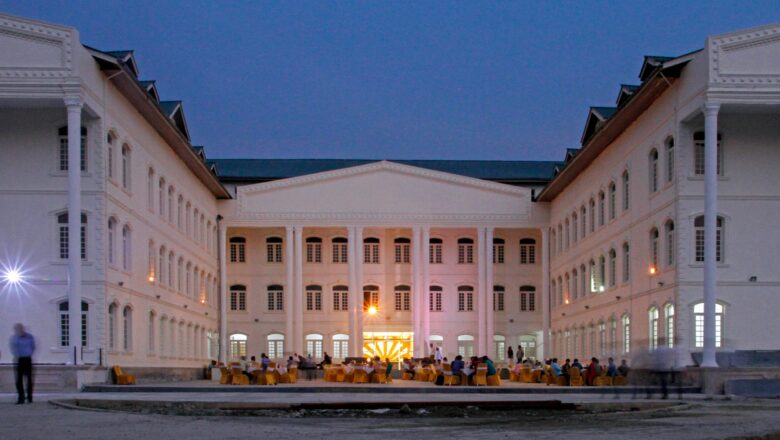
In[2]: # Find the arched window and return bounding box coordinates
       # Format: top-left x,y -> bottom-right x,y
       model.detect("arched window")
598,191 -> 605,226
493,335 -> 506,361
610,317 -> 617,354
649,148 -> 659,193
306,285 -> 323,311
519,238 -> 536,264
429,286 -> 443,312
693,131 -> 723,176
598,321 -> 607,357
394,237 -> 411,264
229,284 -> 246,311
58,212 -> 87,260
493,238 -> 505,264
622,170 -> 630,211
580,264 -> 587,297
557,224 -> 563,252
58,300 -> 88,348
333,334 -> 349,359
608,181 -> 617,220
589,198 -> 596,232
457,238 -> 474,264
306,237 -> 323,263
229,237 -> 246,263
622,242 -> 630,282
622,315 -> 631,354
429,238 -> 443,264
147,168 -> 155,211
572,212 -> 579,243
185,202 -> 191,237
158,246 -> 166,286
665,220 -> 675,267
694,215 -> 724,263
177,257 -> 184,292
305,334 -> 323,358
57,126 -> 87,172
122,306 -> 133,352
564,273 -> 570,304
267,333 -> 284,359
572,268 -> 579,299
177,195 -> 184,230
608,249 -> 617,288
564,218 -> 570,249
158,177 -> 166,218
650,228 -> 659,268
493,285 -> 505,311
458,286 -> 474,312
168,251 -> 174,289
122,224 -> 131,271
694,303 -> 724,348
229,333 -> 247,360
580,205 -> 587,237
333,285 -> 349,311
550,279 -> 557,307
167,186 -> 175,224
107,132 -> 115,179
550,229 -> 557,257
147,241 -> 156,283
598,255 -> 606,292
148,311 -> 156,354
332,237 -> 348,263
648,306 -> 659,350
267,284 -> 283,311
588,260 -> 597,293
665,137 -> 675,183
664,304 -> 675,348
395,285 -> 411,311
520,285 -> 536,311
121,144 -> 131,190
266,236 -> 283,263
108,303 -> 117,350
363,285 -> 379,311
363,237 -> 380,264
457,335 -> 474,358
107,217 -> 117,266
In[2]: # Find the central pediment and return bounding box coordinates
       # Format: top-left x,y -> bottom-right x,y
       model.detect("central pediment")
236,161 -> 532,225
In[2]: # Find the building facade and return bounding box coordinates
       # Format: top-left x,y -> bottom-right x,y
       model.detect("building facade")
1,12 -> 779,369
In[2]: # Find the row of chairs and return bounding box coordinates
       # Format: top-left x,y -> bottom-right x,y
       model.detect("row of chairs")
402,363 -> 501,386
323,365 -> 392,384
219,364 -> 298,385
508,366 -> 627,386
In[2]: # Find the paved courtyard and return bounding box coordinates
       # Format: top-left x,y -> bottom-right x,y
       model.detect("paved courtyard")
1,389 -> 779,440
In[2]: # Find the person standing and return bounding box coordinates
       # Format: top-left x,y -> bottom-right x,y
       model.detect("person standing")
517,345 -> 524,363
10,323 -> 35,404
507,346 -> 514,365
434,347 -> 443,364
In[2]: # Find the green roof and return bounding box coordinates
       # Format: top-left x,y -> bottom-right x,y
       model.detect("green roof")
207,159 -> 562,183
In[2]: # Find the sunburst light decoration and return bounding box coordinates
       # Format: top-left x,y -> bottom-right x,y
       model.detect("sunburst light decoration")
363,339 -> 411,362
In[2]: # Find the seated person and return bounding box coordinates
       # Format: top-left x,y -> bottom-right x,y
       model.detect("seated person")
451,355 -> 465,375
245,355 -> 261,379
260,353 -> 270,371
606,357 -> 617,377
481,356 -> 497,376
561,359 -> 571,377
618,359 -> 630,376
384,358 -> 393,378
585,357 -> 600,385
286,356 -> 296,369
551,358 -> 562,377
572,358 -> 583,370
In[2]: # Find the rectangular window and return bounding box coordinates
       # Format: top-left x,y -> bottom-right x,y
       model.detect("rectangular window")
493,291 -> 504,311
363,243 -> 380,264
493,244 -> 504,264
267,243 -> 282,263
519,243 -> 536,264
332,242 -> 348,263
458,243 -> 473,264
429,243 -> 442,264
230,290 -> 246,311
58,133 -> 87,172
394,242 -> 411,264
429,290 -> 442,312
694,136 -> 722,176
520,293 -> 527,311
306,242 -> 322,263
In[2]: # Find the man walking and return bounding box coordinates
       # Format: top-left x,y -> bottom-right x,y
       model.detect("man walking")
10,323 -> 35,404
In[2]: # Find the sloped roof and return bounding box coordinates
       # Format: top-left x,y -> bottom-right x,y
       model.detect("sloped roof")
207,159 -> 562,184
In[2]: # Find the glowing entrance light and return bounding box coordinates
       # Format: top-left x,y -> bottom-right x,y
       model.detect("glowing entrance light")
649,265 -> 657,275
367,305 -> 378,315
3,268 -> 22,284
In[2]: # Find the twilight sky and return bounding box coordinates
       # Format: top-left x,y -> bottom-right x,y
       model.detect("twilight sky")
3,1 -> 780,161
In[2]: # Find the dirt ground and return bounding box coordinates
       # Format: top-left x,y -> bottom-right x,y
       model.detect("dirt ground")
1,396 -> 779,439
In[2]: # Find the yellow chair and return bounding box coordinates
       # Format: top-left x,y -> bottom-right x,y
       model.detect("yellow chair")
112,366 -> 136,385
288,367 -> 298,383
353,369 -> 369,384
613,375 -> 627,386
402,372 -> 413,380
487,374 -> 501,386
520,367 -> 534,383
324,365 -> 337,382
569,368 -> 583,386
415,369 -> 428,382
373,365 -> 388,384
251,370 -> 266,385
265,370 -> 278,386
344,369 -> 355,383
219,367 -> 231,385
335,367 -> 346,382
509,370 -> 519,382
231,367 -> 249,385
442,364 -> 457,386
531,370 -> 542,383
429,365 -> 438,383
555,375 -> 569,386
474,365 -> 488,386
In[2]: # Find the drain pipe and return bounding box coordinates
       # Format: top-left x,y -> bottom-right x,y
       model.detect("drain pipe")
216,215 -> 227,363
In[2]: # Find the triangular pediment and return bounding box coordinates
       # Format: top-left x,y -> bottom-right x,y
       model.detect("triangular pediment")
709,23 -> 780,85
236,161 -> 532,224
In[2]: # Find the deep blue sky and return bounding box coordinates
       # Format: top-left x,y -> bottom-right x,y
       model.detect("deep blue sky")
3,1 -> 780,160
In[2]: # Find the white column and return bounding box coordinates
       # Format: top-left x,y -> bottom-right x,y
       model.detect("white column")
485,227 -> 495,359
421,226 -> 431,354
65,96 -> 83,365
347,227 -> 357,356
355,226 -> 364,358
701,102 -> 720,368
285,226 -> 294,355
541,227 -> 551,359
477,226 -> 487,356
218,222 -> 228,363
411,226 -> 422,357
294,226 -> 304,355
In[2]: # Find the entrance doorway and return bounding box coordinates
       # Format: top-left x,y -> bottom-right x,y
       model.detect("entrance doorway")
363,332 -> 412,362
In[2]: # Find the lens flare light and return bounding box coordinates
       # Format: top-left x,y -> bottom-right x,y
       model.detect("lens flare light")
3,268 -> 22,284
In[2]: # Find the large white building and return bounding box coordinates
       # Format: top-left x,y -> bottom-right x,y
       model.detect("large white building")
1,12 -> 780,374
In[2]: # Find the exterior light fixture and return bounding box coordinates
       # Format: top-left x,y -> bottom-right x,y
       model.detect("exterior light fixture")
3,268 -> 22,284
564,299 -> 570,305
598,286 -> 605,293
368,305 -> 378,315
148,275 -> 155,283
649,265 -> 657,275
749,276 -> 757,282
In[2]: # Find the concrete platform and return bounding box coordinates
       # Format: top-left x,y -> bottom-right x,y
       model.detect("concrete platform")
83,379 -> 701,394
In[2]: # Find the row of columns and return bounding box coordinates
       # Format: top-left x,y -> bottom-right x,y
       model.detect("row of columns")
65,96 -> 83,365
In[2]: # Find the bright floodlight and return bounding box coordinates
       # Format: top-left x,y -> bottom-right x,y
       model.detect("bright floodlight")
3,268 -> 22,284
368,305 -> 378,315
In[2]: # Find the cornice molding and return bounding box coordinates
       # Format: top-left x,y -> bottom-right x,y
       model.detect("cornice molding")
709,24 -> 780,85
0,14 -> 74,78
